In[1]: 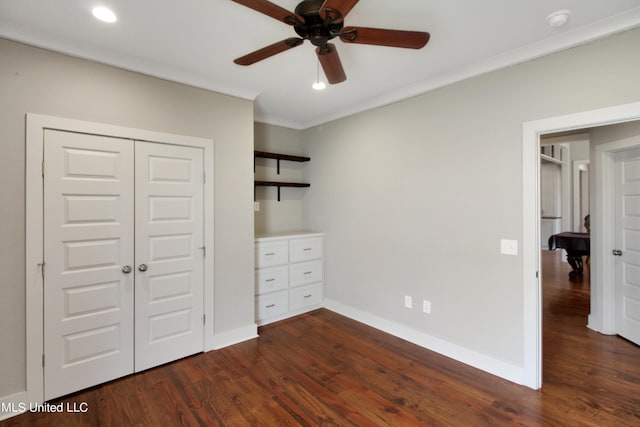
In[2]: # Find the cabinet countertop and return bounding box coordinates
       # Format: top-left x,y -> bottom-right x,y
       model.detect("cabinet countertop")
255,231 -> 324,242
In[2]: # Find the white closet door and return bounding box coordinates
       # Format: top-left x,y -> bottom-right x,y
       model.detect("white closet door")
134,142 -> 204,371
43,130 -> 134,400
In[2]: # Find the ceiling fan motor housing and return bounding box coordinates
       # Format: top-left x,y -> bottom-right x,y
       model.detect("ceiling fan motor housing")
294,0 -> 343,47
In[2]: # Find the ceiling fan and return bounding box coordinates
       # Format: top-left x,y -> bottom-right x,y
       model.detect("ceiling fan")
231,0 -> 430,84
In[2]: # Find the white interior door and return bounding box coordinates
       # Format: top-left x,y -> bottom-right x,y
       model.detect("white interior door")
44,130 -> 134,400
44,132 -> 205,399
615,147 -> 640,345
134,142 -> 204,370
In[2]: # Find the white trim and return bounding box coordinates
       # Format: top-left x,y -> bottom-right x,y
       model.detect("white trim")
295,9 -> 640,129
560,145 -> 572,233
25,113 -> 215,405
522,102 -> 640,390
4,8 -> 638,131
208,324 -> 258,350
323,299 -> 526,385
572,160 -> 590,232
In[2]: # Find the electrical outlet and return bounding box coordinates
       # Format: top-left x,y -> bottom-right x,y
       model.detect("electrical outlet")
254,202 -> 260,212
423,300 -> 431,314
404,295 -> 412,309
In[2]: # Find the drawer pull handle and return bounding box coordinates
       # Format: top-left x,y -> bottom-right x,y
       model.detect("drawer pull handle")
304,271 -> 312,275
266,304 -> 276,308
304,294 -> 313,298
265,252 -> 275,256
303,248 -> 312,251
266,278 -> 275,282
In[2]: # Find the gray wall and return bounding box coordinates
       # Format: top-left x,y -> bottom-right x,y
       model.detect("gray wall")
0,39 -> 255,398
301,28 -> 640,367
254,122 -> 305,234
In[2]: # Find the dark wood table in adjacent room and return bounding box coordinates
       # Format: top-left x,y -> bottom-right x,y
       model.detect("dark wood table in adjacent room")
548,232 -> 590,278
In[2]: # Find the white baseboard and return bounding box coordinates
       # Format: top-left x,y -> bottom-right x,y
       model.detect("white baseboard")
0,391 -> 28,421
207,323 -> 258,351
323,299 -> 526,386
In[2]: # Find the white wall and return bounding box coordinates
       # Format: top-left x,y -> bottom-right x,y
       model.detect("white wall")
301,28 -> 640,376
254,122 -> 306,234
0,39 -> 256,401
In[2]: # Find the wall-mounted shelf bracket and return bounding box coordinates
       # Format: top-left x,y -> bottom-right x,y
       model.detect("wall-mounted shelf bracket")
254,151 -> 310,174
254,181 -> 310,202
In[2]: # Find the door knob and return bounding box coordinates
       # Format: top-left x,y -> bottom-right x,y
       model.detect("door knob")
122,265 -> 132,274
613,249 -> 623,256
138,263 -> 148,272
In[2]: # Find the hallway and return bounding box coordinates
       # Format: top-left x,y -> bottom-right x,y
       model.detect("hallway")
541,249 -> 640,424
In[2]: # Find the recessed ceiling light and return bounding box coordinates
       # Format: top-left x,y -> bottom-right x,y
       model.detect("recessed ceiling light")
92,6 -> 117,23
546,10 -> 571,28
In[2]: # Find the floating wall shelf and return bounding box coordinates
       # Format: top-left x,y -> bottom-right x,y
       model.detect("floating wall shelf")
254,151 -> 311,202
254,150 -> 310,174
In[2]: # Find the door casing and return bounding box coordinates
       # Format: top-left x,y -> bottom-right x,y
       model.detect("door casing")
522,101 -> 640,389
26,114 -> 215,404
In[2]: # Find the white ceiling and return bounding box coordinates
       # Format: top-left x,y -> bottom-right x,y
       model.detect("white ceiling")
1,0 -> 640,129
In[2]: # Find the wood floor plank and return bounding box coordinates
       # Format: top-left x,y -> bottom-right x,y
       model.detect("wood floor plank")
3,250 -> 640,426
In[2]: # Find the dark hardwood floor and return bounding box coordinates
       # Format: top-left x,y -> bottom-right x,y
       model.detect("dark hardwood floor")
3,251 -> 640,426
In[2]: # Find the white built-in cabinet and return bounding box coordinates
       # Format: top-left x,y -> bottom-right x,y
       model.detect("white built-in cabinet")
540,144 -> 565,249
255,232 -> 324,325
540,162 -> 562,218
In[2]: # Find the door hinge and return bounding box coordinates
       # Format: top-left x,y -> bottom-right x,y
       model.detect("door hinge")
536,271 -> 539,279
41,161 -> 45,177
42,354 -> 45,367
203,172 -> 206,184
199,246 -> 206,257
203,314 -> 206,325
38,262 -> 45,278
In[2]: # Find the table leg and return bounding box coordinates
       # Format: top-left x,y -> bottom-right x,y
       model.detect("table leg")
566,255 -> 584,278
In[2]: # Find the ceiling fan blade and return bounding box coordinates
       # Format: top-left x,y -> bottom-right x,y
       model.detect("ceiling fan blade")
340,27 -> 430,49
319,0 -> 359,22
316,43 -> 346,84
231,0 -> 301,25
234,38 -> 304,66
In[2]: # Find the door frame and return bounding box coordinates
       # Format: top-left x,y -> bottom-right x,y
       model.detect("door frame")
572,159 -> 590,232
522,101 -> 640,389
25,113 -> 215,404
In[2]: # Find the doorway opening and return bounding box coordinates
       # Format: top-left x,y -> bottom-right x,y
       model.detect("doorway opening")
522,101 -> 640,389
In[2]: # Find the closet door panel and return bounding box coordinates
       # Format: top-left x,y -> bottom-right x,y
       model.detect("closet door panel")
134,142 -> 205,371
43,130 -> 134,400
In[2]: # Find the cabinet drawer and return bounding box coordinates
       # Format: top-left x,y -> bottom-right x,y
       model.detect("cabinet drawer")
289,237 -> 323,263
256,266 -> 288,295
290,282 -> 323,311
255,241 -> 288,268
289,260 -> 323,287
255,291 -> 288,321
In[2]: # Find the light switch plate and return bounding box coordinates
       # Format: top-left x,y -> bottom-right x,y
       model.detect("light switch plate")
404,295 -> 412,309
501,239 -> 518,256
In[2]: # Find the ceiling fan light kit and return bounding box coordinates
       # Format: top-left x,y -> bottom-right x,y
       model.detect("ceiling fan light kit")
232,0 -> 430,85
312,81 -> 326,90
312,58 -> 326,90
